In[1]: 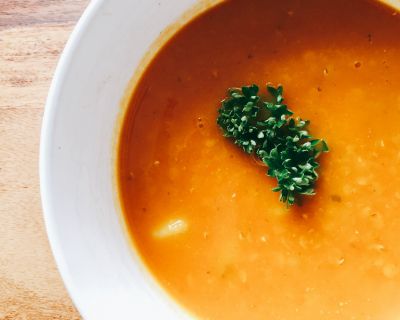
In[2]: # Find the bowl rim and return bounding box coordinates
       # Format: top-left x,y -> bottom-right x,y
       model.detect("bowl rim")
39,0 -> 105,318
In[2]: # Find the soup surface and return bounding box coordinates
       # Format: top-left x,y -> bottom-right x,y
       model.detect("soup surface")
118,0 -> 400,319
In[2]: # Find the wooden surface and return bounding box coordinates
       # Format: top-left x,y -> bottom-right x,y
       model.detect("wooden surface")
0,1 -> 89,318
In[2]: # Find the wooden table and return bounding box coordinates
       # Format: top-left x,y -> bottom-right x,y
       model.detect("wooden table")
0,1 -> 89,318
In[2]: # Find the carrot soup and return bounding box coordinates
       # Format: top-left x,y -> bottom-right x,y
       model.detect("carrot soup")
118,0 -> 400,318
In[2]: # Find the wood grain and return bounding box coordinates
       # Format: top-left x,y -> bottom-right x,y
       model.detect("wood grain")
0,1 -> 89,318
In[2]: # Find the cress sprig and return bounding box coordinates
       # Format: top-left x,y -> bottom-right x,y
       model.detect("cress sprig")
217,84 -> 328,206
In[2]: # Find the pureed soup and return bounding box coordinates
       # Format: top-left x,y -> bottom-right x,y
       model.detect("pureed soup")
118,0 -> 400,319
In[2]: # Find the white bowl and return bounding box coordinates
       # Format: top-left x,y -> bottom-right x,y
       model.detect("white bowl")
40,1 -> 209,319
40,1 -> 400,319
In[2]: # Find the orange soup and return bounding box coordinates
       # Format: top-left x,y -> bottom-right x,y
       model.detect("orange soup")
118,0 -> 400,318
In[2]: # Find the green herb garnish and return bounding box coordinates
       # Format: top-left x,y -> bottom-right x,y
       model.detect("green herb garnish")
217,84 -> 329,206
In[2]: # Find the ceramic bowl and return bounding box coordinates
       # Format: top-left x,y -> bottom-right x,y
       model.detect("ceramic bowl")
40,0 -> 400,319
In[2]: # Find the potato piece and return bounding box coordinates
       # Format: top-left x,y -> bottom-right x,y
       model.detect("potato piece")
153,219 -> 188,238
